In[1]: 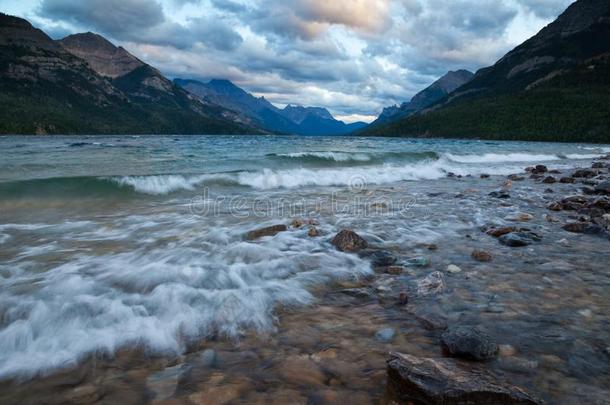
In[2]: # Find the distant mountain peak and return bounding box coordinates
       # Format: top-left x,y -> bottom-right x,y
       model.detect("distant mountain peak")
59,32 -> 143,78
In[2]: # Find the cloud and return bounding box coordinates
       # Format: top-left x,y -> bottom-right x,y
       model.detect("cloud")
40,0 -> 165,36
24,0 -> 576,118
515,0 -> 573,19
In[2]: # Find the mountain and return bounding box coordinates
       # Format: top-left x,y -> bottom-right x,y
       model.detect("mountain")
175,78 -> 367,135
360,0 -> 610,142
0,14 -> 261,135
175,78 -> 298,133
373,70 -> 473,124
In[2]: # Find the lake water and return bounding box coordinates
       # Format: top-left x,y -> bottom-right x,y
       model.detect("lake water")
1,135 -> 609,403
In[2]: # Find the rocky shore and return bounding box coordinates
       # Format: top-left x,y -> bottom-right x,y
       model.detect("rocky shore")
2,155 -> 610,404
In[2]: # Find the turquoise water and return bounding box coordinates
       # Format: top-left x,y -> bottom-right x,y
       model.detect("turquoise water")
1,135 -> 610,403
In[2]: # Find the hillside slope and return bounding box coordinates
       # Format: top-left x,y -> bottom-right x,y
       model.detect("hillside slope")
361,0 -> 610,142
0,14 -> 261,135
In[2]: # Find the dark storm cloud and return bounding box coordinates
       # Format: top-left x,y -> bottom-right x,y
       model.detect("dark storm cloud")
24,0 -> 576,119
40,0 -> 165,36
39,0 -> 243,51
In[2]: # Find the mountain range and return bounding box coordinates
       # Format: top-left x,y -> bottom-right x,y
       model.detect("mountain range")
0,14 -> 263,135
174,78 -> 367,135
361,0 -> 610,142
371,69 -> 474,126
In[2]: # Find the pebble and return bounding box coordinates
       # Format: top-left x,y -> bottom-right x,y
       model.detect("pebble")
471,250 -> 492,262
375,328 -> 396,343
499,344 -> 517,357
446,264 -> 462,274
505,213 -> 533,222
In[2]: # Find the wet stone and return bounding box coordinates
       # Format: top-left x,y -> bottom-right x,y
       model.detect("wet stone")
387,353 -> 540,405
441,326 -> 499,361
375,328 -> 396,343
499,231 -> 541,247
146,363 -> 190,401
246,224 -> 287,240
472,250 -> 492,262
331,229 -> 368,252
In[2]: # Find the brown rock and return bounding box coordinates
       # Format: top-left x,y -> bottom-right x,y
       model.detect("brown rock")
279,356 -> 326,387
308,227 -> 319,237
246,224 -> 287,240
291,219 -> 305,228
559,177 -> 576,184
331,229 -> 368,252
387,266 -> 404,275
486,227 -> 516,238
472,250 -> 492,262
387,353 -> 540,405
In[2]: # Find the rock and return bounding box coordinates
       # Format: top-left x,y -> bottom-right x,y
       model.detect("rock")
331,229 -> 368,252
542,176 -> 557,184
426,243 -> 438,251
291,219 -> 305,228
507,174 -> 525,181
199,349 -> 217,368
387,353 -> 540,405
560,176 -> 576,183
146,364 -> 190,401
505,213 -> 533,222
375,328 -> 396,343
547,202 -> 563,211
498,231 -> 541,247
544,188 -> 554,193
499,344 -> 517,357
573,168 -> 598,178
441,326 -> 499,361
398,292 -> 409,305
582,186 -> 597,195
364,250 -> 397,267
279,355 -> 326,386
246,224 -> 287,240
486,226 -> 517,237
562,222 -> 603,234
532,165 -> 548,174
595,181 -> 610,194
414,309 -> 448,331
446,264 -> 462,274
480,173 -> 490,179
489,190 -> 510,199
548,169 -> 562,174
592,162 -> 605,169
472,250 -> 492,262
544,214 -> 559,222
405,256 -> 430,267
308,227 -> 319,237
416,272 -> 446,296
387,266 -> 404,275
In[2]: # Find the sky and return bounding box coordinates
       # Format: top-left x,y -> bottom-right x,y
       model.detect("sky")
0,0 -> 574,122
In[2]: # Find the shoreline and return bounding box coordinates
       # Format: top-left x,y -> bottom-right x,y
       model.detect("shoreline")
1,154 -> 610,404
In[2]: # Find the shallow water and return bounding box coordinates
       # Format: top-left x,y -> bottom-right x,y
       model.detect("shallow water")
0,135 -> 609,403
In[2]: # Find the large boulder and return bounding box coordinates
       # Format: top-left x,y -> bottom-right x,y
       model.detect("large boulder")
246,224 -> 287,240
441,326 -> 499,361
387,353 -> 540,405
331,229 -> 368,252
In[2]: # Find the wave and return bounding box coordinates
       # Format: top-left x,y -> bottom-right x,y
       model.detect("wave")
0,223 -> 372,378
236,158 -> 518,190
270,151 -> 372,162
0,174 -> 234,198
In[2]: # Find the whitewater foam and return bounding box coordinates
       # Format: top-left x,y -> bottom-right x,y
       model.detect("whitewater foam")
444,152 -> 562,163
111,174 -> 234,195
236,158 -> 518,190
0,218 -> 371,379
